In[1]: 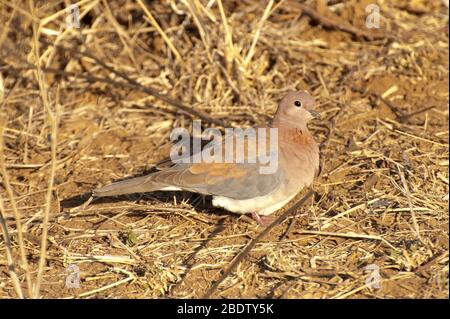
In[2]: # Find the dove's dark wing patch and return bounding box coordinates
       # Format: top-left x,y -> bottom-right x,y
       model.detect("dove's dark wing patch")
95,127 -> 283,199
149,162 -> 282,199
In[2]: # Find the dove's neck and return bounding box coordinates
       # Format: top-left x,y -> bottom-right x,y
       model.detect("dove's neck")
270,119 -> 309,132
271,121 -> 317,151
273,123 -> 320,175
276,125 -> 314,145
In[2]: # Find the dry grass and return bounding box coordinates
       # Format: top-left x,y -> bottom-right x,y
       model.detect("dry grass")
0,0 -> 448,299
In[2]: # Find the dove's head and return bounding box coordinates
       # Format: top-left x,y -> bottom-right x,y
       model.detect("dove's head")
272,91 -> 320,128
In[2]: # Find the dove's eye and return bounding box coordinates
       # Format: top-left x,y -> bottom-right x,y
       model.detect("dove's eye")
294,100 -> 302,107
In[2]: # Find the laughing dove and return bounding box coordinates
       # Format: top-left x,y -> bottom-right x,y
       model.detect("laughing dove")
93,91 -> 320,225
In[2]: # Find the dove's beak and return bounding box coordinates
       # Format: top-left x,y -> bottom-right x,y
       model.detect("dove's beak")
309,110 -> 321,119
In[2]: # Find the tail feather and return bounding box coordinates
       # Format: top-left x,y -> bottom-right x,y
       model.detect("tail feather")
93,175 -> 162,197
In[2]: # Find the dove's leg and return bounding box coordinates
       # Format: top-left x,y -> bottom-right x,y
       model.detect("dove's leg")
251,212 -> 273,226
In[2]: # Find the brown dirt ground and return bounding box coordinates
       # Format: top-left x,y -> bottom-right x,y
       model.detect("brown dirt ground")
0,0 -> 448,298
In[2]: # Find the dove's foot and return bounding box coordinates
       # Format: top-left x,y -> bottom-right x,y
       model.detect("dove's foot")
251,212 -> 273,226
